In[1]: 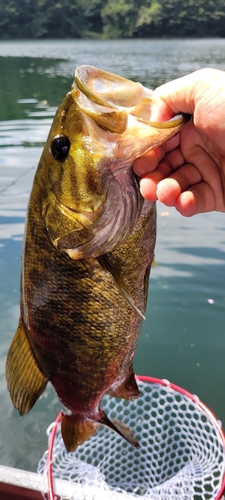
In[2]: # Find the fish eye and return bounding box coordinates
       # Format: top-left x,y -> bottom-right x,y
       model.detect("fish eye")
50,134 -> 70,161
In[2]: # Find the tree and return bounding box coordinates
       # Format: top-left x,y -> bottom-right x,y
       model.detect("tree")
0,0 -> 224,39
136,0 -> 225,37
101,0 -> 145,38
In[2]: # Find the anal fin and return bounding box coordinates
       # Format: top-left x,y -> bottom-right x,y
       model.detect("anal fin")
61,413 -> 99,452
100,412 -> 139,448
6,321 -> 48,415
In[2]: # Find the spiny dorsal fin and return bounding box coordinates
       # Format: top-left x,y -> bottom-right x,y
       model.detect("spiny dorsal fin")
6,321 -> 48,415
98,255 -> 146,321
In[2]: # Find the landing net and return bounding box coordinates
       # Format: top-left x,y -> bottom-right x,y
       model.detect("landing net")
37,376 -> 225,500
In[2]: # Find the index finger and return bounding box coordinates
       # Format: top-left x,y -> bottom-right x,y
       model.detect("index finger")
133,145 -> 165,177
150,73 -> 196,122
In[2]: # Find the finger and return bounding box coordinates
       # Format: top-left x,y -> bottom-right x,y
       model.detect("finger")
133,146 -> 165,177
156,164 -> 202,206
164,133 -> 180,153
133,133 -> 181,178
139,158 -> 175,201
140,172 -> 164,201
175,183 -> 216,217
150,72 -> 199,122
164,147 -> 185,170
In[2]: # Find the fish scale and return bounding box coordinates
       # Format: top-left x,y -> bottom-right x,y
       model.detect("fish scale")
6,65 -> 188,452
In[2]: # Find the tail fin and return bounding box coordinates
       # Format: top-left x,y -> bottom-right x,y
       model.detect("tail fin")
61,411 -> 139,452
61,413 -> 99,452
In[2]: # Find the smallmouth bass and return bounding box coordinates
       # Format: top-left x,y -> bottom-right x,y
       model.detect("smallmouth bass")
6,66 -> 188,452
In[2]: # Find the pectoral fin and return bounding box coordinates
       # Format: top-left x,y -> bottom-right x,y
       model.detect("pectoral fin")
6,321 -> 48,415
98,255 -> 146,321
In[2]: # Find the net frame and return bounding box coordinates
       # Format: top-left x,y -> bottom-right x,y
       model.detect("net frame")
39,376 -> 225,500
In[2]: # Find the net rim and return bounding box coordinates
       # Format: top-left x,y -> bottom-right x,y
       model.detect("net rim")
46,375 -> 225,500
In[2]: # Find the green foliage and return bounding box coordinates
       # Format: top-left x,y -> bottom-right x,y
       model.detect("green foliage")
0,0 -> 103,39
38,0 -> 86,38
136,1 -> 162,37
0,0 -> 224,39
101,0 -> 141,38
136,0 -> 225,37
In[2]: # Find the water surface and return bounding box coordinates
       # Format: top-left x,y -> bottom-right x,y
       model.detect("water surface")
0,38 -> 225,472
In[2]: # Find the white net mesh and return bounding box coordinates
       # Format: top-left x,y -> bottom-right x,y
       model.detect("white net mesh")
37,378 -> 225,500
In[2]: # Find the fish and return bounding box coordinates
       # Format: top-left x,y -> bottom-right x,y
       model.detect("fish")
6,65 -> 188,452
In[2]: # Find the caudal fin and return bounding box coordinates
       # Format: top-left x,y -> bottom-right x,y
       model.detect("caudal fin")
61,413 -> 99,452
61,410 -> 139,452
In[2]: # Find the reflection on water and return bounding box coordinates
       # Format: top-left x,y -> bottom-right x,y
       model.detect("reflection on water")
0,39 -> 225,472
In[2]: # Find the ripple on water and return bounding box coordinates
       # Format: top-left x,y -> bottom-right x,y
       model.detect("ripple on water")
17,411 -> 49,448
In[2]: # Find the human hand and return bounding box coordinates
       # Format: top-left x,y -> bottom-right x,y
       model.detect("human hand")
133,68 -> 225,216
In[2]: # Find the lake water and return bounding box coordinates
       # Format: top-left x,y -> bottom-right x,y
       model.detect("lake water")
0,38 -> 225,473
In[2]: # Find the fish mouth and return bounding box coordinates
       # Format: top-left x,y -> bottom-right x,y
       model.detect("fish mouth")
72,66 -> 189,165
74,65 -> 153,114
72,65 -> 153,137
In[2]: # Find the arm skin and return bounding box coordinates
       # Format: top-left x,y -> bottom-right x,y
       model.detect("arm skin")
133,68 -> 225,216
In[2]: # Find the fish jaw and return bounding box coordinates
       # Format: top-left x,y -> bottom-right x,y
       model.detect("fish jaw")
73,66 -> 189,163
74,65 -> 153,111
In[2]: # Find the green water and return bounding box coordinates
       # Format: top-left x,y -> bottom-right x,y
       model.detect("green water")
0,38 -> 224,472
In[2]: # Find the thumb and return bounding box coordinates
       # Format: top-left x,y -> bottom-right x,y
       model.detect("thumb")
150,95 -> 174,122
150,72 -> 197,122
